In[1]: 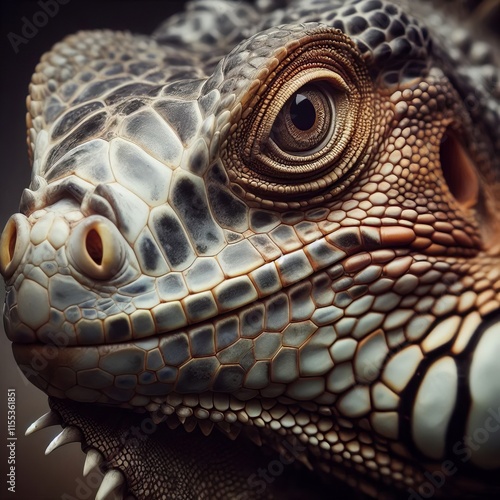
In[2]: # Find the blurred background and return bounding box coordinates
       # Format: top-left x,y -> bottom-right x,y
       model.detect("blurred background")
0,2 -> 184,498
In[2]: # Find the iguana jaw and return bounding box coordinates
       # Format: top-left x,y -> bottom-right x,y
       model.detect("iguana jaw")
34,397 -> 338,500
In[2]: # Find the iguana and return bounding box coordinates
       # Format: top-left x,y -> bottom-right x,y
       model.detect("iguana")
1,0 -> 500,498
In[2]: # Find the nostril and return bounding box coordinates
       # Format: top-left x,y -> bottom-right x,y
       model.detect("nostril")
0,215 -> 30,279
68,218 -> 124,281
8,225 -> 17,262
86,229 -> 103,265
0,220 -> 16,272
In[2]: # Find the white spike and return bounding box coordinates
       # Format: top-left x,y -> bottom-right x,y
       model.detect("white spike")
244,427 -> 262,447
25,411 -> 61,436
45,426 -> 82,455
198,420 -> 214,437
227,425 -> 242,441
301,456 -> 314,471
95,469 -> 125,500
217,421 -> 231,433
166,417 -> 181,430
183,417 -> 197,433
83,448 -> 104,477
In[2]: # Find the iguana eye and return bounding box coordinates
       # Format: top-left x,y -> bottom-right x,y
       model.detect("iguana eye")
223,26 -> 375,203
270,83 -> 335,154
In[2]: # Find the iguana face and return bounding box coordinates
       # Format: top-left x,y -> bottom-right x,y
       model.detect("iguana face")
1,0 -> 500,498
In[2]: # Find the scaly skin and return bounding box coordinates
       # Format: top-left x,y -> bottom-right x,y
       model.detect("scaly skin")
1,0 -> 500,498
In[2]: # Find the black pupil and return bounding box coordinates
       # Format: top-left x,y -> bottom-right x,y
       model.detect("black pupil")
290,93 -> 316,131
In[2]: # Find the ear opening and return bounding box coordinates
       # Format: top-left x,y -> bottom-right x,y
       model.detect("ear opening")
439,130 -> 500,253
439,131 -> 479,210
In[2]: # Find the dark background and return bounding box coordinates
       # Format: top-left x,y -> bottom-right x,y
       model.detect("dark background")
0,2 -> 185,499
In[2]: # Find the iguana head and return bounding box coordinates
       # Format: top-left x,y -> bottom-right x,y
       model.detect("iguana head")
2,0 -> 500,498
